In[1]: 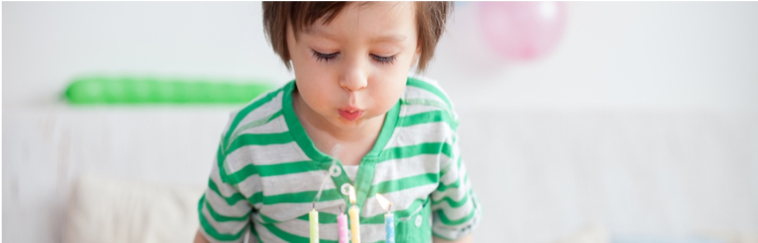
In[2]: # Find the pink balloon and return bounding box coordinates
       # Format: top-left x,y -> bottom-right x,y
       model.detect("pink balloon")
477,2 -> 567,61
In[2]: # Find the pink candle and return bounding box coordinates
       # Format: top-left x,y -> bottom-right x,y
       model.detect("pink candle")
337,206 -> 349,243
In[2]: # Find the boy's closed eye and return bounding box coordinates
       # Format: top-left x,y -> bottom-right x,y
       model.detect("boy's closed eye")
311,50 -> 340,63
371,54 -> 397,64
311,49 -> 397,64
309,49 -> 398,64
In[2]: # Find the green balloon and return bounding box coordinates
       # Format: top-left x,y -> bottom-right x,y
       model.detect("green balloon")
65,76 -> 276,104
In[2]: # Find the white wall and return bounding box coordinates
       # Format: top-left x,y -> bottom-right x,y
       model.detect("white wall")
432,2 -> 758,112
2,2 -> 294,107
4,2 -> 758,111
3,2 -> 758,243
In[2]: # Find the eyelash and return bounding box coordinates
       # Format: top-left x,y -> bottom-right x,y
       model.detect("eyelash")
311,50 -> 396,65
371,54 -> 396,65
312,51 -> 339,63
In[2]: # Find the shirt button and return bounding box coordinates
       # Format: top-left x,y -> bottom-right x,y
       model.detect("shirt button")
415,215 -> 423,227
340,183 -> 351,196
330,164 -> 341,177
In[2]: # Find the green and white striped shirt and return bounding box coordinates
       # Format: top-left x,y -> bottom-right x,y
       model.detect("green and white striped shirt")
198,77 -> 481,243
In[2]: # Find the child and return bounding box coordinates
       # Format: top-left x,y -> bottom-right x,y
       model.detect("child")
194,2 -> 480,243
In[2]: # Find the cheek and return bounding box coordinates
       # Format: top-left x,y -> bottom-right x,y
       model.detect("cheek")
371,77 -> 406,111
298,79 -> 332,107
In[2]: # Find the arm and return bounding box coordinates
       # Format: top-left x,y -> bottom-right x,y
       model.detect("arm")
434,234 -> 473,243
430,108 -> 481,242
195,138 -> 256,243
194,112 -> 257,243
193,230 -> 210,243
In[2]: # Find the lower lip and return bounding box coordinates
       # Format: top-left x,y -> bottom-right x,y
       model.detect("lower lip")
339,109 -> 363,121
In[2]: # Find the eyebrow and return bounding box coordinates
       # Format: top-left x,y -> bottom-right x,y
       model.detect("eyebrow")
370,34 -> 408,43
303,27 -> 407,43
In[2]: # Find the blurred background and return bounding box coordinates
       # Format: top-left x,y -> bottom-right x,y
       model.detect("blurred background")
3,1 -> 758,243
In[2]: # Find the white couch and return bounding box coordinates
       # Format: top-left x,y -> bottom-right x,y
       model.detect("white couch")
3,107 -> 757,242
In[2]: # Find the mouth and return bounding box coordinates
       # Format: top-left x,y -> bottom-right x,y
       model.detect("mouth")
338,108 -> 364,121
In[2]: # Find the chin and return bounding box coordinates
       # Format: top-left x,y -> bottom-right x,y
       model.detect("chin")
334,113 -> 378,128
334,118 -> 363,128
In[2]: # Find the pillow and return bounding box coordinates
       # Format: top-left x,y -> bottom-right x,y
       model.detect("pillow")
63,173 -> 205,243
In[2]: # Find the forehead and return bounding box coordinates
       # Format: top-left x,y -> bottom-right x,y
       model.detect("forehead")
297,2 -> 417,39
345,2 -> 414,21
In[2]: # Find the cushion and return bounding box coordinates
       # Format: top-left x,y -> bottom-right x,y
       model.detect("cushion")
63,173 -> 205,243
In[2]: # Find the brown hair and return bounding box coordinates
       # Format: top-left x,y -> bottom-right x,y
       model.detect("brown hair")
262,2 -> 453,72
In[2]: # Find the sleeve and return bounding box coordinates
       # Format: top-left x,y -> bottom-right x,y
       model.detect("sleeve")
430,118 -> 483,240
197,133 -> 254,242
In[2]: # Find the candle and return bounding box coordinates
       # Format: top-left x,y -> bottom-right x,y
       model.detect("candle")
375,194 -> 395,243
309,203 -> 319,243
384,211 -> 395,243
348,186 -> 361,243
337,206 -> 349,243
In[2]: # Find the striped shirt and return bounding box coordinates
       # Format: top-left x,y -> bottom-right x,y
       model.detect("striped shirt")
198,77 -> 481,243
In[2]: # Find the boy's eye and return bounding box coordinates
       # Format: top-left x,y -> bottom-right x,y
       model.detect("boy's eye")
371,54 -> 396,65
312,50 -> 339,63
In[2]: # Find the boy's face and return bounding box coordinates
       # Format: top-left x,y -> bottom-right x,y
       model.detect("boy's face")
287,2 -> 419,130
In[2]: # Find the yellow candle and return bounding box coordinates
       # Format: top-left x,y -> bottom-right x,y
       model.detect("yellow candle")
349,205 -> 360,243
348,186 -> 361,243
309,207 -> 319,243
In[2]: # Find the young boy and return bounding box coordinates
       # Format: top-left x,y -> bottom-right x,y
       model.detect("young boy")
194,2 -> 480,242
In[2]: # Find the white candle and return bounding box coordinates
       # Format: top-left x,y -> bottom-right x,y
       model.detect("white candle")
309,205 -> 319,243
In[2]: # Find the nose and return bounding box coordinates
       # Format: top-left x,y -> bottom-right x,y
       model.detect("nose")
339,58 -> 368,92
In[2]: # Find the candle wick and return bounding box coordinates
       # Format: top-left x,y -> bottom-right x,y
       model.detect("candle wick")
312,202 -> 315,209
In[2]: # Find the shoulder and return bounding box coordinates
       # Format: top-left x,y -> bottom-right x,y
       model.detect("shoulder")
216,82 -> 297,184
403,76 -> 455,113
223,84 -> 284,139
222,82 -> 290,139
400,76 -> 459,131
228,84 -> 287,126
217,82 -> 293,167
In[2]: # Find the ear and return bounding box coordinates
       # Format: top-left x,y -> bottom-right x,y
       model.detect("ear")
411,47 -> 421,68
